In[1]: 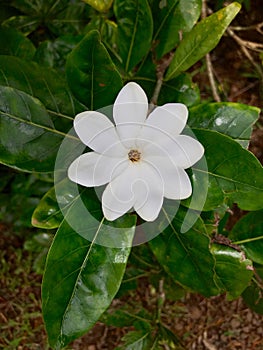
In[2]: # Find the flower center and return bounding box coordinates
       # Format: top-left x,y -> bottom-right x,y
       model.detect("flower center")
128,149 -> 141,162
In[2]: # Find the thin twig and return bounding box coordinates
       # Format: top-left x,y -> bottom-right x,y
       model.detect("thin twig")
156,278 -> 165,322
202,0 -> 221,102
150,75 -> 163,107
205,54 -> 221,102
150,53 -> 173,111
227,27 -> 263,80
230,22 -> 263,35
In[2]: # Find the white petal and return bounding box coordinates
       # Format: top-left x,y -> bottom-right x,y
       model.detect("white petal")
113,82 -> 148,147
68,152 -> 128,187
143,134 -> 204,169
142,103 -> 188,141
133,162 -> 164,221
74,111 -> 126,156
145,156 -> 192,199
102,165 -> 137,221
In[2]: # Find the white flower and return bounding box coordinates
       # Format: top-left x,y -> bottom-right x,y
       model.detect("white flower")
68,82 -> 204,222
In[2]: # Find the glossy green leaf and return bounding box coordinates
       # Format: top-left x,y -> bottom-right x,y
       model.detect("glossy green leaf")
0,27 -> 36,59
66,30 -> 122,110
211,244 -> 253,300
150,0 -> 201,59
0,86 -> 78,172
229,210 -> 263,264
189,103 -> 259,148
190,129 -> 263,211
113,0 -> 153,72
42,188 -> 136,349
149,206 -> 221,297
34,35 -> 82,70
165,2 -> 241,80
83,0 -> 113,12
31,181 -> 73,229
0,55 -> 84,131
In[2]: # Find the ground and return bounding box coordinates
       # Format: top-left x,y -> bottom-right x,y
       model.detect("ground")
1,2 -> 263,350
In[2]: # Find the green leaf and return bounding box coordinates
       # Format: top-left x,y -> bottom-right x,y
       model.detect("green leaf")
149,206 -> 221,297
42,188 -> 136,349
242,276 -> 263,315
190,129 -> 263,211
229,210 -> 263,264
117,330 -> 152,350
34,35 -> 82,70
189,102 -> 260,148
113,0 -> 153,72
46,2 -> 88,36
0,27 -> 36,59
211,244 -> 253,300
151,0 -> 201,59
165,2 -> 241,80
0,86 -> 78,172
4,0 -> 88,36
0,55 -> 84,131
7,0 -> 45,16
0,3 -> 20,23
66,30 -> 122,110
2,16 -> 39,36
83,0 -> 113,12
31,181 -> 72,229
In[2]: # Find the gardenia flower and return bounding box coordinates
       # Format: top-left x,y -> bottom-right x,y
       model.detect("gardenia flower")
68,82 -> 204,222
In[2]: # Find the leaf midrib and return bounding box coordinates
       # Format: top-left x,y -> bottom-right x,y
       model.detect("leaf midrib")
2,111 -> 79,141
194,167 -> 262,191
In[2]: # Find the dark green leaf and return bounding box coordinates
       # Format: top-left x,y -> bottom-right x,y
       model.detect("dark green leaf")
211,244 -> 253,300
0,55 -> 84,132
113,0 -> 153,72
242,281 -> 263,315
117,330 -> 152,350
2,16 -> 39,36
34,35 -> 82,70
242,267 -> 263,315
0,3 -> 20,23
165,2 -> 241,80
230,210 -> 263,264
0,27 -> 36,59
66,30 -> 122,110
42,188 -> 136,349
8,0 -> 45,16
0,86 -> 79,172
151,0 -> 201,59
149,206 -> 221,297
189,102 -> 259,148
46,2 -> 88,36
190,129 -> 263,211
31,181 -> 71,229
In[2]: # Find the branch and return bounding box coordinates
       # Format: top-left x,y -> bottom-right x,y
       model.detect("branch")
202,0 -> 221,102
227,27 -> 263,80
150,52 -> 173,110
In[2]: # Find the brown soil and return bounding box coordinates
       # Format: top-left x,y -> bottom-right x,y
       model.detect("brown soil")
1,228 -> 263,350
